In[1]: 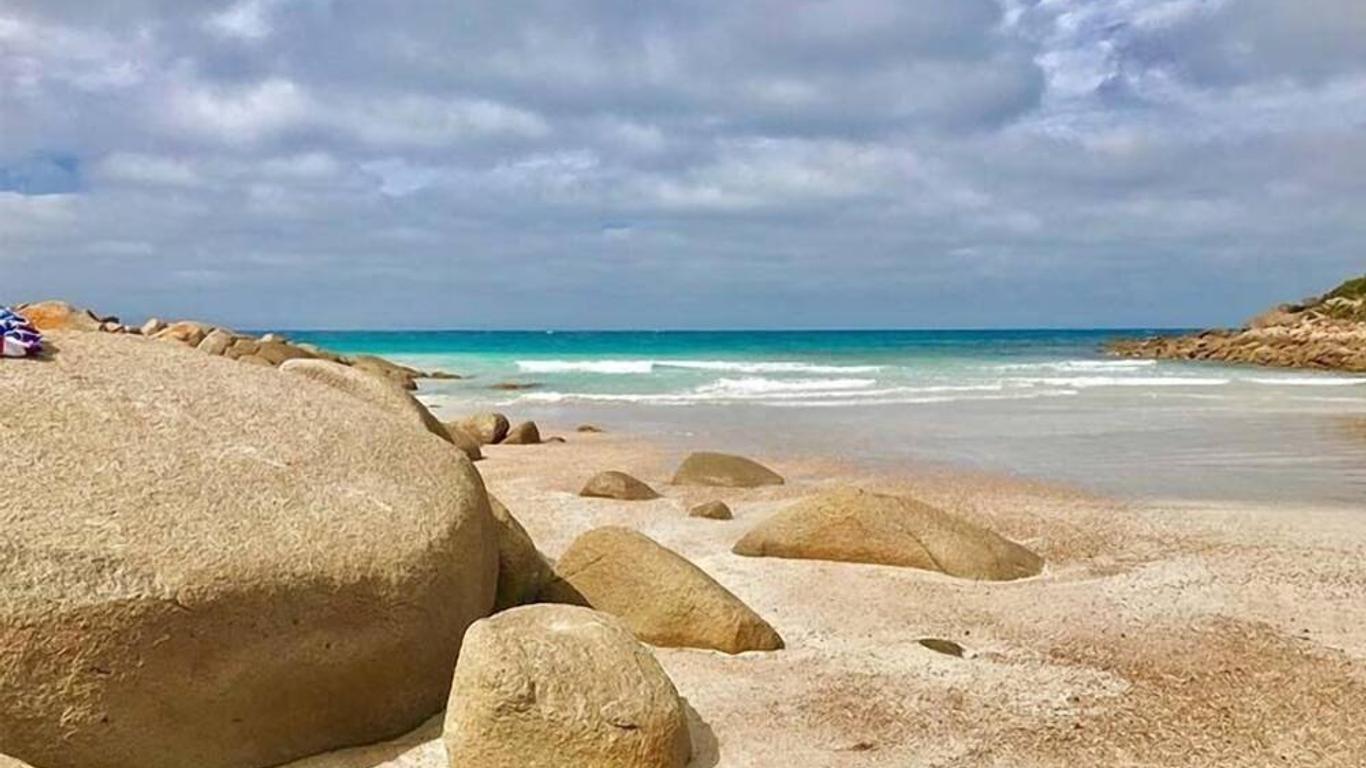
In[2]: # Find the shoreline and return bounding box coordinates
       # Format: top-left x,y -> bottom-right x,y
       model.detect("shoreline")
299,424 -> 1366,767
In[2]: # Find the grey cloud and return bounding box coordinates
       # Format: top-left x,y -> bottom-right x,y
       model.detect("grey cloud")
1,0 -> 1364,329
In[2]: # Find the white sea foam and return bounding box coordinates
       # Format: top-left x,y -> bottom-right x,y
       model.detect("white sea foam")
518,381 -> 1034,406
1245,376 -> 1366,386
515,359 -> 886,375
660,359 -> 887,374
764,390 -> 1081,408
1017,376 -> 1230,388
695,377 -> 878,395
996,359 -> 1157,372
516,360 -> 655,374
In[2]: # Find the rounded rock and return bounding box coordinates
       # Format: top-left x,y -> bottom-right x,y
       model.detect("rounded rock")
443,604 -> 691,768
580,471 -> 661,501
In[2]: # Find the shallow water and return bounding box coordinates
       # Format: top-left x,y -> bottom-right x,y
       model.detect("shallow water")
283,329 -> 1366,505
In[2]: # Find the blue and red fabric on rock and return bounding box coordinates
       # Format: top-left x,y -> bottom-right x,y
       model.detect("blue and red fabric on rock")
1,307 -> 43,357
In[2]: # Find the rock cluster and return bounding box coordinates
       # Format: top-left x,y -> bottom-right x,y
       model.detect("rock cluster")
14,300 -> 460,386
1108,276 -> 1366,372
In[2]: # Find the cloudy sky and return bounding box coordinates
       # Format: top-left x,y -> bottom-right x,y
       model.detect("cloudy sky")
2,0 -> 1364,329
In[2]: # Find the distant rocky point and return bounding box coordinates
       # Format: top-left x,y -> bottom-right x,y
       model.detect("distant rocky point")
1108,276 -> 1366,372
11,300 -> 462,386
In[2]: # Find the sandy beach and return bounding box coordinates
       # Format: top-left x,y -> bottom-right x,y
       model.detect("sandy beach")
295,425 -> 1366,768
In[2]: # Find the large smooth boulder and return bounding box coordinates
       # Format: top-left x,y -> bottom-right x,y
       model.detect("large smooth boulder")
542,527 -> 783,654
0,756 -> 35,768
733,487 -> 1043,581
671,452 -> 784,488
17,300 -> 103,332
279,359 -> 455,448
489,496 -> 553,611
580,471 -> 661,501
0,332 -> 499,768
454,412 -> 509,445
443,605 -> 691,768
502,421 -> 541,445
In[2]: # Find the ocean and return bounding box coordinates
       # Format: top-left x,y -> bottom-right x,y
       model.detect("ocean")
284,329 -> 1366,505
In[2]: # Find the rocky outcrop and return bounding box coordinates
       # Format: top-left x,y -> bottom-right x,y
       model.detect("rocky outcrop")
488,496 -> 553,611
1108,276 -> 1366,372
672,452 -> 784,488
542,527 -> 783,654
733,487 -> 1043,581
502,421 -> 541,445
0,332 -> 498,768
455,412 -> 510,445
689,501 -> 733,520
580,471 -> 661,501
13,300 -> 461,382
444,604 -> 692,768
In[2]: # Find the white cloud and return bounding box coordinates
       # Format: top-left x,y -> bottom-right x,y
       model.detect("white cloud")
168,77 -> 311,144
206,0 -> 277,42
95,153 -> 203,187
335,94 -> 551,147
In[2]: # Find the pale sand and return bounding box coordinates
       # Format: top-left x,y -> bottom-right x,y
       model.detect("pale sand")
293,428 -> 1366,768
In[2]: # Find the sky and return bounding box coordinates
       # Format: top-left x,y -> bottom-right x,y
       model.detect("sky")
1,0 -> 1364,329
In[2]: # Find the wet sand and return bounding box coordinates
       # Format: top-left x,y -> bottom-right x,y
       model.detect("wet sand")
296,427 -> 1366,768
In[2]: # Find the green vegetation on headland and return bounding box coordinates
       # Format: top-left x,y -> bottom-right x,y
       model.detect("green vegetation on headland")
1108,274 -> 1366,372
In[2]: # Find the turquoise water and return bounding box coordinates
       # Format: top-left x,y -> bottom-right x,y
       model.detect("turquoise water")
285,329 -> 1366,504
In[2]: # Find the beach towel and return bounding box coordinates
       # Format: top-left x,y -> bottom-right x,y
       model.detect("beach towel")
1,307 -> 43,358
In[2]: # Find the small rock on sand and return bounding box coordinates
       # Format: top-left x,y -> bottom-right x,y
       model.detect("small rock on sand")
502,421 -> 541,444
689,500 -> 733,520
580,471 -> 660,501
456,412 -> 510,445
672,451 -> 784,488
444,604 -> 692,768
542,526 -> 784,654
443,423 -> 485,461
918,638 -> 967,657
577,424 -> 604,433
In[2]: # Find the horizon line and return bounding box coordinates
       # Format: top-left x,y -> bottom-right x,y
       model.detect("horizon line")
249,325 -> 1202,334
